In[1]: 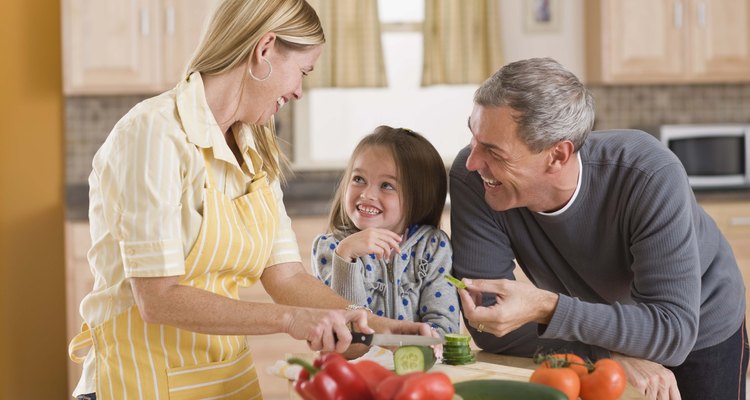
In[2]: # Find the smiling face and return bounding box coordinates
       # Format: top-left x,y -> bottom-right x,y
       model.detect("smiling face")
344,146 -> 405,234
246,41 -> 322,125
466,105 -> 557,212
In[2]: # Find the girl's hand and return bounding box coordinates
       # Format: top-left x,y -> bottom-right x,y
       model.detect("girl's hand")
335,228 -> 402,261
285,308 -> 373,353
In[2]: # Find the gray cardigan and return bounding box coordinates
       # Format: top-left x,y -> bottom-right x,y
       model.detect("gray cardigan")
312,225 -> 460,336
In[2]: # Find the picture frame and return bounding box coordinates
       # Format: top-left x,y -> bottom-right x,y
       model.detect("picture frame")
524,0 -> 562,33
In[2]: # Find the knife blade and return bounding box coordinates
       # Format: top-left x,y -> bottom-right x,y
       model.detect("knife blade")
349,332 -> 444,347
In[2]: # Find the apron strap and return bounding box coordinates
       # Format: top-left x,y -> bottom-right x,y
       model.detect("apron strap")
69,323 -> 93,364
200,148 -> 217,189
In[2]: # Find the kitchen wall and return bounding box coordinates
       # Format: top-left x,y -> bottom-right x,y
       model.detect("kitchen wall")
0,0 -> 67,398
64,0 -> 750,186
64,84 -> 750,187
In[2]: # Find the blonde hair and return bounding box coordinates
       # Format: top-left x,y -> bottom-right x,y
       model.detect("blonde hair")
328,126 -> 448,238
187,0 -> 324,180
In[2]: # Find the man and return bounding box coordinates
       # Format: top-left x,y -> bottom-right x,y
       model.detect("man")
450,57 -> 747,400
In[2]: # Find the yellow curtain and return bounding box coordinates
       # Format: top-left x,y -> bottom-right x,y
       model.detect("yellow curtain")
305,0 -> 387,88
422,0 -> 504,86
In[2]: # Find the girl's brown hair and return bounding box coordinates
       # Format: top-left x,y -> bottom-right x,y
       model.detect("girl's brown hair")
328,126 -> 447,237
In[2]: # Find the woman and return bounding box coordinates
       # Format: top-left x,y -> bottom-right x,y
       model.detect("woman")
68,1 -> 430,398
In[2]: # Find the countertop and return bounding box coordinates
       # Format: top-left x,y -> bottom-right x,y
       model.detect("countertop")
66,183 -> 750,221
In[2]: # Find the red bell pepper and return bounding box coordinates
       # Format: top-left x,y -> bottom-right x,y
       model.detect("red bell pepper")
393,371 -> 454,400
353,360 -> 396,395
288,353 -> 373,400
375,372 -> 422,400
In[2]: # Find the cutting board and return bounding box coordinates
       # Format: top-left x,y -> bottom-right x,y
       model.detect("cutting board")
432,361 -> 533,383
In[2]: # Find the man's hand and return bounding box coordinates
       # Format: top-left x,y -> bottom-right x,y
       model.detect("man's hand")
458,278 -> 558,336
611,354 -> 681,400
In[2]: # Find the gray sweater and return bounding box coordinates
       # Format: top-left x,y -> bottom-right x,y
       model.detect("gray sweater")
449,129 -> 745,366
312,225 -> 460,336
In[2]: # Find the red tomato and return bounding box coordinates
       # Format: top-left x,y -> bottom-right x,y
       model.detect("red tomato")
530,365 -> 581,400
542,353 -> 588,377
579,358 -> 627,400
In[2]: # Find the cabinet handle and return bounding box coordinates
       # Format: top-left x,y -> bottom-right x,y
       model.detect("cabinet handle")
729,217 -> 750,226
140,8 -> 150,36
166,6 -> 175,35
696,2 -> 706,28
674,1 -> 683,28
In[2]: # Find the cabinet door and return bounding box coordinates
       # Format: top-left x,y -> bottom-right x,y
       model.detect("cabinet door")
689,0 -> 750,82
586,0 -> 687,84
700,200 -> 750,329
63,0 -> 161,94
161,0 -> 222,90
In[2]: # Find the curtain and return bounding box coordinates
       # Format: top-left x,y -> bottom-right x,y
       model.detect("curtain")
305,0 -> 387,88
422,0 -> 504,86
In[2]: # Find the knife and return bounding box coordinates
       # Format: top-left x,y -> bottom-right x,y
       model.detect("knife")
348,332 -> 444,347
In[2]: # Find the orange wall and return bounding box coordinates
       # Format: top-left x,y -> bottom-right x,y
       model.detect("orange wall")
0,0 -> 67,398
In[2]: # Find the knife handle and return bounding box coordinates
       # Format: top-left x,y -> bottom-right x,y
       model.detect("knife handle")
334,332 -> 373,346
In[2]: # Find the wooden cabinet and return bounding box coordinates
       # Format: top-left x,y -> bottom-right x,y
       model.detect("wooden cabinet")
62,0 -> 220,94
585,0 -> 750,84
699,198 -> 750,326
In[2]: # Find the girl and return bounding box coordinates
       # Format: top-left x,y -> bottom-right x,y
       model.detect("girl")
312,126 -> 460,335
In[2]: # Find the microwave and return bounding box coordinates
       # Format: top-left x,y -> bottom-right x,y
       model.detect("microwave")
658,124 -> 750,190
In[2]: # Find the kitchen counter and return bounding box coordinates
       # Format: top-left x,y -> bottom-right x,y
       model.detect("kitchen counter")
65,182 -> 750,222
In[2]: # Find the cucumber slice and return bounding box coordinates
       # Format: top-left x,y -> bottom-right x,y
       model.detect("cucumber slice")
443,274 -> 467,289
444,333 -> 471,343
393,345 -> 436,375
443,347 -> 472,357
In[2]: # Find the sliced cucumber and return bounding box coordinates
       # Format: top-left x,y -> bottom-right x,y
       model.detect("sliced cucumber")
443,274 -> 467,289
393,345 -> 436,375
442,333 -> 475,365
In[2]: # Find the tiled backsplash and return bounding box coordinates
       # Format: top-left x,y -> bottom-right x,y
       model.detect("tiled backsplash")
589,84 -> 750,130
65,84 -> 750,185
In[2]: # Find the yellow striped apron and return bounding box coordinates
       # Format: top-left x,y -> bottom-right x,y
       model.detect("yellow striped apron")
70,148 -> 278,399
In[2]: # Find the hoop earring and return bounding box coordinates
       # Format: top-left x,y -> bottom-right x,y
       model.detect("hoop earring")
249,58 -> 272,81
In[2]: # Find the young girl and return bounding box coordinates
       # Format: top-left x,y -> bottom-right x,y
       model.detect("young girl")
312,126 -> 460,336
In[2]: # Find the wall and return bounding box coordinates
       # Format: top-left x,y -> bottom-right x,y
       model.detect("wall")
292,0 -> 585,169
0,0 -> 67,398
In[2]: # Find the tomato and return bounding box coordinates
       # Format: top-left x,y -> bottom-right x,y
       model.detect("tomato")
542,353 -> 588,377
579,358 -> 627,400
529,365 -> 580,400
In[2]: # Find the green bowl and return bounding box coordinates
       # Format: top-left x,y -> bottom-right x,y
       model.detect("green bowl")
454,379 -> 568,400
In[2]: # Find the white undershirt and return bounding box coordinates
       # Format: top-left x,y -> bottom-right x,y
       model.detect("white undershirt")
538,153 -> 583,216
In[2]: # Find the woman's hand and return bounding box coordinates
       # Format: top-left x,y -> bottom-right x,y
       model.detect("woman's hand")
611,354 -> 681,400
458,278 -> 558,337
284,308 -> 373,353
335,228 -> 402,261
